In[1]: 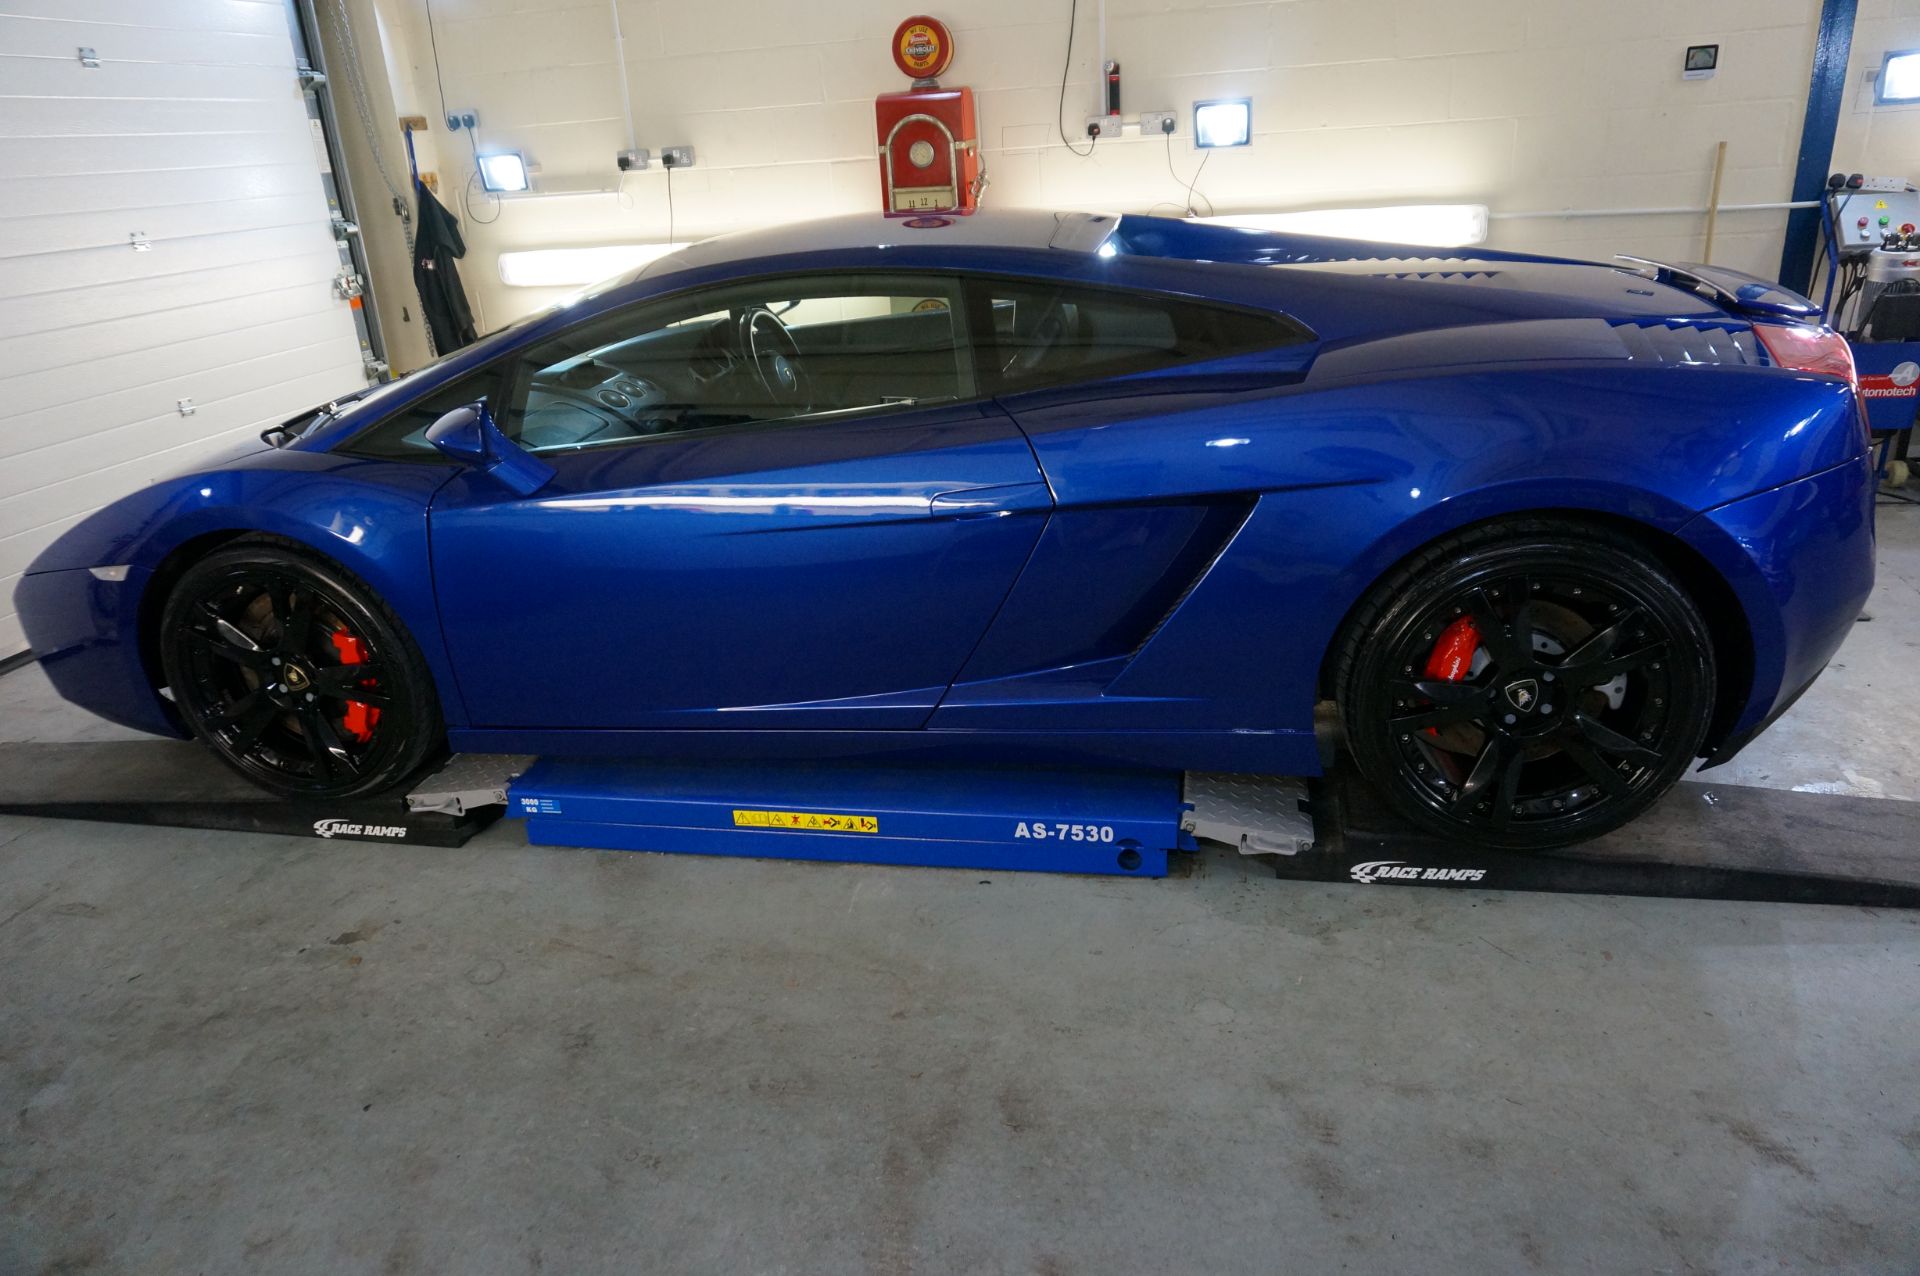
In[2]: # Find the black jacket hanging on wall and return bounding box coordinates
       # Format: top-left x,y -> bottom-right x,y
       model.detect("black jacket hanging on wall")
413,179 -> 478,353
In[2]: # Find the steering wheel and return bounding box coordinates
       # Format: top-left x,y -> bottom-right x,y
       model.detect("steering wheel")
735,305 -> 810,407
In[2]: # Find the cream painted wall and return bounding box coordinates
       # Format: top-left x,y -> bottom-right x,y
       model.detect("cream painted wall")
1836,0 -> 1920,176
370,0 -> 1861,333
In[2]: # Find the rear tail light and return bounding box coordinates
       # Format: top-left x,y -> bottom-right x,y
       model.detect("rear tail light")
1752,321 -> 1867,443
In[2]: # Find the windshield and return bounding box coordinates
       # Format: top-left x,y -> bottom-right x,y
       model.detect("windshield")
269,301 -> 582,449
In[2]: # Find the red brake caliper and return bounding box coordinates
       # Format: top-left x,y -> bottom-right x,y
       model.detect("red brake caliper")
328,629 -> 381,744
1422,615 -> 1481,734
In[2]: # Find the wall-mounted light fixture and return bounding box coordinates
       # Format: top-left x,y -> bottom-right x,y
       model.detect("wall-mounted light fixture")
497,243 -> 688,287
477,151 -> 530,193
1877,48 -> 1920,104
1193,98 -> 1251,148
1193,204 -> 1490,248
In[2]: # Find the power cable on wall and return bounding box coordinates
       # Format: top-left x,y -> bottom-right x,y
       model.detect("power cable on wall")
1055,0 -> 1095,157
462,128 -> 503,225
422,0 -> 450,125
1163,129 -> 1213,217
412,2 -> 498,234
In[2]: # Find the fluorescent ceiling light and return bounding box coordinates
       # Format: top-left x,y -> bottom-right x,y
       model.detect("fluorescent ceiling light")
477,152 -> 530,193
1879,49 -> 1920,103
1194,204 -> 1491,248
1193,98 -> 1251,148
497,243 -> 687,287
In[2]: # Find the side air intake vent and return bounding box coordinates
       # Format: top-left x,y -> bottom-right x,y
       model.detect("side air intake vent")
1609,319 -> 1760,366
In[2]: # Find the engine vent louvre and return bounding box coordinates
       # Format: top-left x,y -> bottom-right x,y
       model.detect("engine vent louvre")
1127,499 -> 1258,659
1607,318 -> 1761,366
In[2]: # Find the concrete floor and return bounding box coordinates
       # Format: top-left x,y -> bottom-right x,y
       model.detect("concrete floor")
4,511 -> 1919,1274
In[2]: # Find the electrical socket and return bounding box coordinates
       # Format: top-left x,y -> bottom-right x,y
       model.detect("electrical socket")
446,109 -> 478,131
616,148 -> 651,171
1084,115 -> 1120,139
1139,110 -> 1177,136
660,146 -> 695,168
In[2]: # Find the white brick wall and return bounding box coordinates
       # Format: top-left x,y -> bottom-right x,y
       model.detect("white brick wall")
1836,0 -> 1920,178
369,0 -> 1920,330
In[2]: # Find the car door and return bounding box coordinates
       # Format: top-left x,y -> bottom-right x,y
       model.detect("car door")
426,273 -> 1051,731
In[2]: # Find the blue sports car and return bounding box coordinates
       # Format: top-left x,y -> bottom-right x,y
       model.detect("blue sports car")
15,210 -> 1875,849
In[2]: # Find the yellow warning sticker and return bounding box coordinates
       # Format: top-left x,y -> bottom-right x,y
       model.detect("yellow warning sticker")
734,809 -> 880,834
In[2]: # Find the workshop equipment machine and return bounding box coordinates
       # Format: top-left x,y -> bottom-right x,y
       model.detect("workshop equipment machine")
1814,172 -> 1920,488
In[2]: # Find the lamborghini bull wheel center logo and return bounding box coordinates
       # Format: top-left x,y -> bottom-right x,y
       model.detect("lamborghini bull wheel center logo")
1350,860 -> 1488,884
1503,678 -> 1539,712
313,818 -> 409,840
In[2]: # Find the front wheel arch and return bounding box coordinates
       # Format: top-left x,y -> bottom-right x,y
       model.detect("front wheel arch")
139,531 -> 253,718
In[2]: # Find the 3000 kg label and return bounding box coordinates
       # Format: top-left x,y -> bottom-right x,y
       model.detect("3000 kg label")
1013,822 -> 1115,842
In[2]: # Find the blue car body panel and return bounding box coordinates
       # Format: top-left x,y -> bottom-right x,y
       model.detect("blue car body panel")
15,210 -> 1875,777
429,399 -> 1048,729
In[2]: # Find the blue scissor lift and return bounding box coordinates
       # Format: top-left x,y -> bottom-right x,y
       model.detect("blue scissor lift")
508,760 -> 1192,877
486,756 -> 1920,907
4,739 -> 1919,906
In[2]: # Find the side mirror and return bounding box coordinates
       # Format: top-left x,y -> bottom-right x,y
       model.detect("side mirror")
425,401 -> 554,497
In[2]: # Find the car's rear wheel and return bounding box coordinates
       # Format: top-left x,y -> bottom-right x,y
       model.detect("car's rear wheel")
1336,521 -> 1715,850
158,539 -> 443,800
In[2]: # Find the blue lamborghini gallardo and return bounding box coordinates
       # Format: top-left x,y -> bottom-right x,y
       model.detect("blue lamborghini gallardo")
14,210 -> 1875,849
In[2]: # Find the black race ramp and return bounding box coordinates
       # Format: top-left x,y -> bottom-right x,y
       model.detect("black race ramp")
0,741 -> 495,848
1303,769 -> 1920,909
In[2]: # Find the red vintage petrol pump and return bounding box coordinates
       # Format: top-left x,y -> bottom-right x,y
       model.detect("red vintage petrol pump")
875,15 -> 984,214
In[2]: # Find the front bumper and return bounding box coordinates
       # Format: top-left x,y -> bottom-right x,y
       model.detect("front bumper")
13,565 -> 186,738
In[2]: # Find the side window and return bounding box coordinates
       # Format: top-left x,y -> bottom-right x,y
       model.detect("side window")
337,368 -> 503,460
498,275 -> 973,455
966,278 -> 1308,392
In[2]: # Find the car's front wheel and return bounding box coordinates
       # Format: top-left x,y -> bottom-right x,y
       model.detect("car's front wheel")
1336,520 -> 1716,850
158,539 -> 444,800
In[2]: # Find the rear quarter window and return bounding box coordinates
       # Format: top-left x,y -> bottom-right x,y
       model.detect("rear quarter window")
966,277 -> 1309,392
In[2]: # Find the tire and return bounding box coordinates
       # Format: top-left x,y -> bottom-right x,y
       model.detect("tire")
1334,519 -> 1715,850
158,537 -> 445,800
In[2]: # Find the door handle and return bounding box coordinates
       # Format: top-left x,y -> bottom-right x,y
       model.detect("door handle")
928,481 -> 1053,518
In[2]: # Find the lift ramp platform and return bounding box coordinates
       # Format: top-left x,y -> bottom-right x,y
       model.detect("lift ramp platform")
509,759 -> 1197,877
2,738 -> 1916,908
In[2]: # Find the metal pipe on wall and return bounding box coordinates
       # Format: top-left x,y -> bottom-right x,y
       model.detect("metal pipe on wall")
1097,0 -> 1106,120
609,0 -> 638,155
1489,201 -> 1820,221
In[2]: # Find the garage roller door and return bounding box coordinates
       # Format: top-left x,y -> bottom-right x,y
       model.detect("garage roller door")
0,0 -> 368,657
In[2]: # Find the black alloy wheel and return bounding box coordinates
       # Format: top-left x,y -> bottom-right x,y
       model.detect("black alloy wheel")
158,539 -> 443,800
1338,521 -> 1716,849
